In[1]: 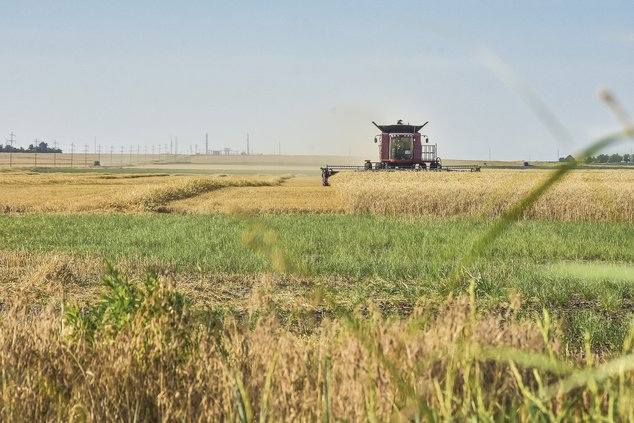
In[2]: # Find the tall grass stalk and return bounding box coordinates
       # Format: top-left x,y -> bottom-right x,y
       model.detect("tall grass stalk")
2,264 -> 634,419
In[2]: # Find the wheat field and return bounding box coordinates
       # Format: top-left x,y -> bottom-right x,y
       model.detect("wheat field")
0,172 -> 288,213
2,169 -> 633,220
168,176 -> 346,214
334,169 -> 634,221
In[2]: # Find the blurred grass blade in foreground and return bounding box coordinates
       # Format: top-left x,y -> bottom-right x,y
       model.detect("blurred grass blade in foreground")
543,262 -> 634,283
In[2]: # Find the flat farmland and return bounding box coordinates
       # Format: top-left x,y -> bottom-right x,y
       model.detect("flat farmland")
0,152 -> 365,175
2,162 -> 634,420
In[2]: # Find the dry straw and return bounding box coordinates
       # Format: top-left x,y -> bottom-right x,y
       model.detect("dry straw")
3,268 -> 634,421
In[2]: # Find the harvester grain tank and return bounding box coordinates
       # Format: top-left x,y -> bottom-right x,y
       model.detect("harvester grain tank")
320,120 -> 480,186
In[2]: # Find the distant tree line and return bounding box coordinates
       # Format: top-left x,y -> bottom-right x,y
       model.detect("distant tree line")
1,141 -> 62,153
558,153 -> 632,164
585,153 -> 631,164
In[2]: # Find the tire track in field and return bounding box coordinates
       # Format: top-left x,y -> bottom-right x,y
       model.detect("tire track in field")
111,175 -> 290,212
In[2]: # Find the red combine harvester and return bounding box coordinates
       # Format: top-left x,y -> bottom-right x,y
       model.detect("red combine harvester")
321,120 -> 480,186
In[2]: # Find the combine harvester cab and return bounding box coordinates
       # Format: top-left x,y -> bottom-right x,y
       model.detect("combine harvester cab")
372,120 -> 438,170
321,120 -> 480,186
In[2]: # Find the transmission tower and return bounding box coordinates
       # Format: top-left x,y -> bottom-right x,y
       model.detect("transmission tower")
5,131 -> 15,167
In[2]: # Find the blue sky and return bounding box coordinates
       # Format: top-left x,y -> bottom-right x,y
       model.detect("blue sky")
1,1 -> 633,160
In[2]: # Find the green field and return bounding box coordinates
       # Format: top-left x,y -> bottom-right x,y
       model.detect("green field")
2,214 -> 633,350
2,214 -> 633,275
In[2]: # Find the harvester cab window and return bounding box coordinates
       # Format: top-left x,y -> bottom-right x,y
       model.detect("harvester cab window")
389,135 -> 413,160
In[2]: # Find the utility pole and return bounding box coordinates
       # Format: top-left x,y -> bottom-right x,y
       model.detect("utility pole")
70,143 -> 75,168
246,133 -> 250,156
110,146 -> 114,166
488,147 -> 491,162
205,133 -> 209,155
98,144 -> 102,163
120,146 -> 124,166
278,141 -> 281,156
34,138 -> 38,168
84,144 -> 88,167
94,137 -> 97,155
6,131 -> 15,167
53,140 -> 58,167
170,136 -> 173,155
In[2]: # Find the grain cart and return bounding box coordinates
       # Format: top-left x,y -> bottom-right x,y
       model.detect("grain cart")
320,120 -> 480,186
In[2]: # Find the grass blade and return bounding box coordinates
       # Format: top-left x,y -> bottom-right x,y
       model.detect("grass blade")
259,352 -> 279,423
543,352 -> 634,401
447,128 -> 633,292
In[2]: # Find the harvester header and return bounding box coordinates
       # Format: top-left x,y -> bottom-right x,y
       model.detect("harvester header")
320,120 -> 480,186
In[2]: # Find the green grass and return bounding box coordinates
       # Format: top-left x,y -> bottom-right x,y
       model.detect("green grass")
1,214 -> 632,277
1,213 -> 633,351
